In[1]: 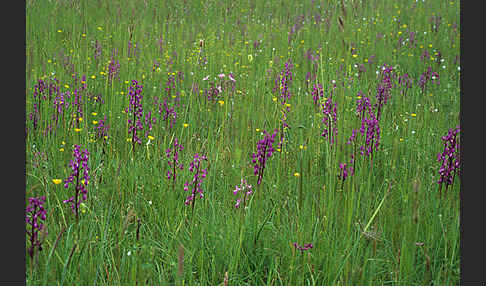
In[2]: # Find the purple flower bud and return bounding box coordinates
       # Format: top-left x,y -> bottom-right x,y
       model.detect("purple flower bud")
294,242 -> 314,252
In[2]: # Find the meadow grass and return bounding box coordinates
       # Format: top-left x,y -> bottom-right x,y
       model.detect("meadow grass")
26,0 -> 460,284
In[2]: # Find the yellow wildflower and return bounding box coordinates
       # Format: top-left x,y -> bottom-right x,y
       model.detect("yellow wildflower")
52,179 -> 62,185
80,202 -> 88,214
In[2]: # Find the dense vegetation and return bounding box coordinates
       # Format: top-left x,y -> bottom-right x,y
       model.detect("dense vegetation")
26,0 -> 460,284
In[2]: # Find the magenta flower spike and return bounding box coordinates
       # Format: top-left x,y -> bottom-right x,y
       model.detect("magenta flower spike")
355,93 -> 381,160
375,64 -> 394,121
166,138 -> 184,190
95,116 -> 110,141
127,80 -> 144,150
63,144 -> 90,223
252,129 -> 278,186
184,153 -> 208,217
338,162 -> 354,185
232,178 -> 253,209
107,55 -> 120,84
273,59 -> 294,105
293,242 -> 314,253
437,126 -> 460,196
26,196 -> 47,259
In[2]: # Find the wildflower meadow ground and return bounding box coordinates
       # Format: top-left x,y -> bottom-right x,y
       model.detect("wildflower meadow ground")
25,0 -> 460,284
